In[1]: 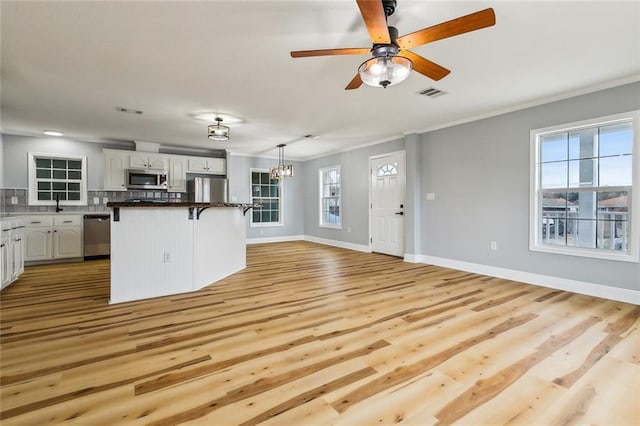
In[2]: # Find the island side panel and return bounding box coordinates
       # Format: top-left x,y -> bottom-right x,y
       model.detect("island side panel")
193,208 -> 246,290
110,208 -> 194,303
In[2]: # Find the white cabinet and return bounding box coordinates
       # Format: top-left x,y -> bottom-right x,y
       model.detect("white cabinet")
187,157 -> 226,175
168,157 -> 187,192
103,149 -> 227,191
129,153 -> 168,170
25,215 -> 82,262
104,149 -> 128,191
0,236 -> 10,286
1,218 -> 25,290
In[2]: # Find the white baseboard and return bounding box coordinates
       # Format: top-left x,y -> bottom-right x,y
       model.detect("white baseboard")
303,235 -> 371,253
415,255 -> 639,305
246,235 -> 304,244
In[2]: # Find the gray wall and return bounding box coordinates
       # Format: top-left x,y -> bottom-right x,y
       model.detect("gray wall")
228,154 -> 304,239
420,82 -> 640,290
302,138 -> 405,246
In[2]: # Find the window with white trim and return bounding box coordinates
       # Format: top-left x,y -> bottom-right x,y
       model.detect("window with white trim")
250,169 -> 282,226
28,152 -> 88,205
530,111 -> 639,262
319,165 -> 341,228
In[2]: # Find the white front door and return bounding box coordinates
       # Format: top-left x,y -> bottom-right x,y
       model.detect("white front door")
370,151 -> 405,257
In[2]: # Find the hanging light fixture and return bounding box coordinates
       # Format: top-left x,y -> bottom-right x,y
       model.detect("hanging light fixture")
208,117 -> 230,141
270,144 -> 294,179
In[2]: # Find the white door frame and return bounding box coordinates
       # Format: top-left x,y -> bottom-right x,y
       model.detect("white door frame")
368,150 -> 406,255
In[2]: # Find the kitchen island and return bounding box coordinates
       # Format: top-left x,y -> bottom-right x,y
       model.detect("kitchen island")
106,202 -> 256,304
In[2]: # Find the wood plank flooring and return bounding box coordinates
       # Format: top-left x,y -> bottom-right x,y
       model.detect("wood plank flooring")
1,241 -> 638,425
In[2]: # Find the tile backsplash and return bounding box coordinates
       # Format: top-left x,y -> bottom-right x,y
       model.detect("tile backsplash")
0,188 -> 186,214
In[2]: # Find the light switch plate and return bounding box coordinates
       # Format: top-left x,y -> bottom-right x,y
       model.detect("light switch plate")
426,192 -> 436,200
93,197 -> 100,205
11,196 -> 18,204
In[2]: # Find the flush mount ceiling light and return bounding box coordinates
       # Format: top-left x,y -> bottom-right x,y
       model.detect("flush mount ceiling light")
270,144 -> 294,179
208,117 -> 230,141
43,130 -> 64,136
193,112 -> 244,125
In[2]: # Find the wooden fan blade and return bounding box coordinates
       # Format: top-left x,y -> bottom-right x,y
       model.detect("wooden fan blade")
356,0 -> 391,44
291,47 -> 371,58
396,8 -> 495,49
402,50 -> 450,81
345,74 -> 363,90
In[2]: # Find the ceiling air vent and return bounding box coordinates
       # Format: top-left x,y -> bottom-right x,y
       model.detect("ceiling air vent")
418,87 -> 448,98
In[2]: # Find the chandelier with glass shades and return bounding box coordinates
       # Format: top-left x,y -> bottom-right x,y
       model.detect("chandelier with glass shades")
270,144 -> 294,179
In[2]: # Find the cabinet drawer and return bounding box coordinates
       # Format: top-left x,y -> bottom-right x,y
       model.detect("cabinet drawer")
54,216 -> 82,226
26,217 -> 54,227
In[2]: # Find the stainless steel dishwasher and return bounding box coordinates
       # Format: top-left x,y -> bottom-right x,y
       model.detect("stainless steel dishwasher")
83,214 -> 110,259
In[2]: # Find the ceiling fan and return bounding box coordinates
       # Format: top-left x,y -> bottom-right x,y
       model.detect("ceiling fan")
290,0 -> 495,90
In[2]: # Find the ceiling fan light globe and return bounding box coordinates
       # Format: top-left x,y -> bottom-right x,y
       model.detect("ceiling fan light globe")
358,55 -> 412,88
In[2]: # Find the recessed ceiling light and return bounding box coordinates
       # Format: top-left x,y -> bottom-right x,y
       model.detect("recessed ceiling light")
193,112 -> 244,125
43,130 -> 64,136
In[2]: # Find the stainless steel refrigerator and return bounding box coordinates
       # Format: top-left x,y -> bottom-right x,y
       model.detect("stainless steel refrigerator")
187,177 -> 229,203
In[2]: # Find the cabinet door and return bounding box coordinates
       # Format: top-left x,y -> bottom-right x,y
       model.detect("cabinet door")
12,236 -> 24,278
148,155 -> 168,171
187,157 -> 208,173
104,150 -> 128,191
129,154 -> 149,169
206,158 -> 226,175
54,227 -> 82,258
169,158 -> 187,192
25,228 -> 52,260
1,237 -> 11,287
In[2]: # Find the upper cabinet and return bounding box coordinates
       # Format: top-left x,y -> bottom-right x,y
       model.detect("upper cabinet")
104,149 -> 128,191
103,149 -> 226,191
187,157 -> 226,175
129,153 -> 168,170
168,157 -> 187,192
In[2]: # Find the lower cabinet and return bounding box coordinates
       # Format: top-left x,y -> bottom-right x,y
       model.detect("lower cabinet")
1,218 -> 25,289
25,215 -> 83,262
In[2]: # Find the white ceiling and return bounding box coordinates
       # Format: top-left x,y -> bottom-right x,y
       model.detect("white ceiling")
1,1 -> 639,160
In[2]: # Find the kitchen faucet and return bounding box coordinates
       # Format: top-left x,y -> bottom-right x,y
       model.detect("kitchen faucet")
55,193 -> 63,213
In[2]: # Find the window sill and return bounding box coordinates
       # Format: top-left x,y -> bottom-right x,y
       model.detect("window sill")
250,222 -> 283,228
529,244 -> 639,263
319,224 -> 342,230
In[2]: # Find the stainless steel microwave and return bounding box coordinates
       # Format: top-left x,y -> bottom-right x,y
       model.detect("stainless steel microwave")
126,169 -> 168,190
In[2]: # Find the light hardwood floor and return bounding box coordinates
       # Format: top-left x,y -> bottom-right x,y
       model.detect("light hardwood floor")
1,241 -> 638,425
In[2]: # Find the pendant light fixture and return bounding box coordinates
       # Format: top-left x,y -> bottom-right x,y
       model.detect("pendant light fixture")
270,144 -> 294,179
208,117 -> 230,141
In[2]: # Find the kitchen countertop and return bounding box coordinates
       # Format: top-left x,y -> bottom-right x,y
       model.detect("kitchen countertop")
106,201 -> 257,208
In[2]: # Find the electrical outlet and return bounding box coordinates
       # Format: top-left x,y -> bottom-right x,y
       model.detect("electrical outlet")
426,192 -> 436,200
491,241 -> 498,251
10,196 -> 18,205
163,252 -> 171,263
93,197 -> 100,205
102,197 -> 109,204
347,226 -> 352,233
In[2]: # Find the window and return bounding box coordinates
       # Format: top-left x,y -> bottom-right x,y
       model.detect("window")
28,152 -> 87,205
530,111 -> 639,262
320,165 -> 341,228
250,169 -> 282,226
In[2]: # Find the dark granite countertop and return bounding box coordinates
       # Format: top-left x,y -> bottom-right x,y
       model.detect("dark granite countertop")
106,201 -> 258,208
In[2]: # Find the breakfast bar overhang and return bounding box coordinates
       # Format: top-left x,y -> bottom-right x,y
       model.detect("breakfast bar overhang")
106,202 -> 256,304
